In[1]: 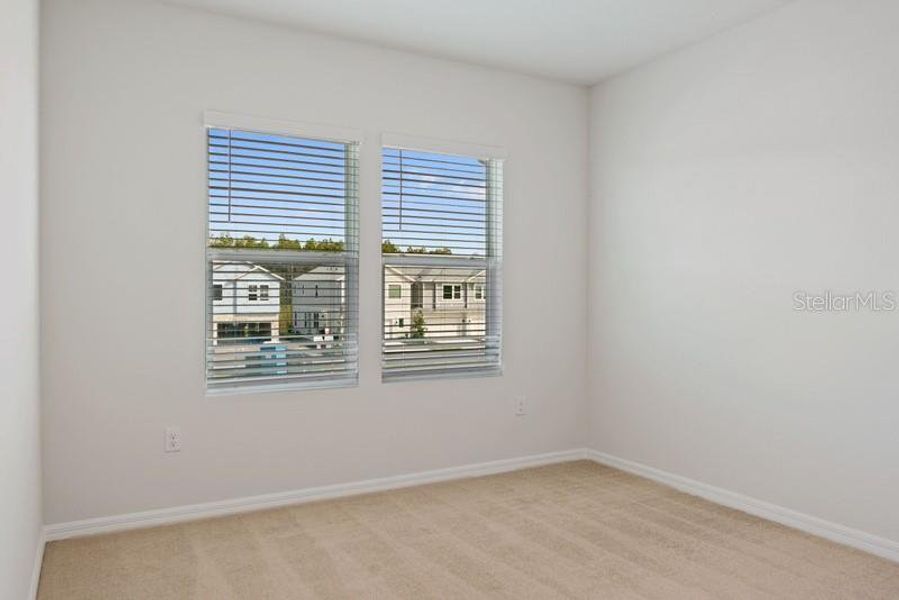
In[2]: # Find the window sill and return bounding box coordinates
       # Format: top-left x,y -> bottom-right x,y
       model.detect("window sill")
381,366 -> 502,384
206,376 -> 358,397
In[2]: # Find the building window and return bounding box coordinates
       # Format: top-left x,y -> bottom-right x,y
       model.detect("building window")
217,322 -> 272,344
206,118 -> 359,390
388,284 -> 402,299
442,284 -> 461,300
381,143 -> 503,380
410,281 -> 423,309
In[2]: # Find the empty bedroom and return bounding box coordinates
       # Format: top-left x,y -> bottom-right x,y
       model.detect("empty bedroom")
2,0 -> 898,597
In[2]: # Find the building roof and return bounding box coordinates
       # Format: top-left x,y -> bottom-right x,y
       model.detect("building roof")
385,265 -> 485,283
212,262 -> 286,282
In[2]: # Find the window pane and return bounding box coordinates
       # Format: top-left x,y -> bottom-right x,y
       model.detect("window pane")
382,148 -> 487,257
209,128 -> 350,249
208,258 -> 354,386
207,127 -> 358,390
381,146 -> 502,380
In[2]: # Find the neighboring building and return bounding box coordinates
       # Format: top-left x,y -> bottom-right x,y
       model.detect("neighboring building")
292,266 -> 346,336
211,262 -> 283,344
383,265 -> 486,340
210,262 -> 484,346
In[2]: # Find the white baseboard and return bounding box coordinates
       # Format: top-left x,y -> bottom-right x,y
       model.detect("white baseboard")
40,448 -> 899,567
29,530 -> 46,600
585,449 -> 899,564
44,449 -> 587,541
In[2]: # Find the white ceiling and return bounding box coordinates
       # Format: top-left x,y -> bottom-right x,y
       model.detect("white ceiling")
167,0 -> 790,84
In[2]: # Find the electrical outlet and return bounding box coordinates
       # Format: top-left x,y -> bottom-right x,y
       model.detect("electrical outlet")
515,396 -> 527,416
165,427 -> 182,453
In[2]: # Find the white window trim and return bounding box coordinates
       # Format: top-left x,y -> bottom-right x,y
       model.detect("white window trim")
380,132 -> 507,160
380,136 -> 505,383
204,111 -> 363,146
204,111 -> 362,396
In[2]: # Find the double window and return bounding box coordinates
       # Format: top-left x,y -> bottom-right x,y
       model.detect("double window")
206,117 -> 359,391
442,285 -> 462,300
205,117 -> 502,391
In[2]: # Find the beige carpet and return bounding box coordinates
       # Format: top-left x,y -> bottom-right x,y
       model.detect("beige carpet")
38,461 -> 899,599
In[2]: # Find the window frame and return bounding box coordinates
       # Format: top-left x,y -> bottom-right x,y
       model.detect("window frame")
204,112 -> 362,395
379,133 -> 505,383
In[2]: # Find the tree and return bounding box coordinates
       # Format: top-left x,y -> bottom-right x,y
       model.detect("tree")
210,235 -> 451,256
404,246 -> 453,255
209,234 -> 235,248
209,234 -> 349,252
208,234 -> 270,249
279,302 -> 293,337
304,238 -> 344,252
410,310 -> 427,339
274,234 -> 303,250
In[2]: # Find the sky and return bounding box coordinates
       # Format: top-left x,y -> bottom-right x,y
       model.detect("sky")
208,128 -> 491,256
208,128 -> 350,245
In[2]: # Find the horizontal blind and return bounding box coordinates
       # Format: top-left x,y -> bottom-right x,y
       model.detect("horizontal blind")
382,146 -> 503,380
207,127 -> 358,390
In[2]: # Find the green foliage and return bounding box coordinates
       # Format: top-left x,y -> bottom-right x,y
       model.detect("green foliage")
274,234 -> 303,250
403,246 -> 453,255
208,234 -> 270,249
302,238 -> 345,252
210,235 -> 453,256
208,234 -> 345,252
410,310 -> 427,339
381,239 -> 452,255
279,302 -> 292,337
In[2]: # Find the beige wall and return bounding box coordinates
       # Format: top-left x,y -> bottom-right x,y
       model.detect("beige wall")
41,0 -> 589,524
588,0 -> 899,543
0,0 -> 42,595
